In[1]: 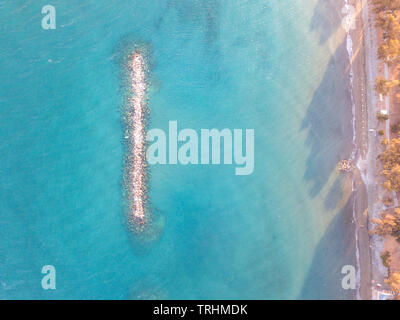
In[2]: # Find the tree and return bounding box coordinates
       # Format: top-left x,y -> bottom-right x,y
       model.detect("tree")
378,38 -> 400,65
376,14 -> 400,40
392,123 -> 400,133
382,138 -> 389,147
385,272 -> 400,294
377,112 -> 389,121
375,77 -> 399,95
381,250 -> 391,270
379,138 -> 400,193
373,0 -> 400,15
372,208 -> 400,241
383,196 -> 394,206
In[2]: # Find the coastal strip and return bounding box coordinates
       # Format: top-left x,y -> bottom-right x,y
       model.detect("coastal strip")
127,51 -> 148,224
343,0 -> 362,300
347,0 -> 373,299
362,0 -> 400,299
356,0 -> 395,299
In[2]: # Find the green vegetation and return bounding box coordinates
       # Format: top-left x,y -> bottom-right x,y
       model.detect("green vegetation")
379,138 -> 400,192
392,123 -> 400,133
383,196 -> 394,206
373,0 -> 400,15
373,0 -> 400,98
378,39 -> 400,65
376,12 -> 400,65
377,111 -> 389,121
376,14 -> 400,40
385,272 -> 400,295
381,250 -> 391,271
375,78 -> 399,95
382,137 -> 389,147
371,207 -> 400,242
373,0 -> 400,291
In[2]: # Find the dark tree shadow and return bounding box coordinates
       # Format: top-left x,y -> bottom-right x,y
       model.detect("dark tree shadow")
301,39 -> 353,198
324,176 -> 344,211
159,0 -> 220,44
299,197 -> 357,299
310,0 -> 343,45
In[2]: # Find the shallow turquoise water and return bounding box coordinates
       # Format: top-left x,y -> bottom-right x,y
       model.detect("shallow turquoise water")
0,0 -> 356,299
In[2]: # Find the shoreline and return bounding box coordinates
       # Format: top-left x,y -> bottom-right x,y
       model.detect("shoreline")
347,0 -> 373,299
344,0 -> 362,300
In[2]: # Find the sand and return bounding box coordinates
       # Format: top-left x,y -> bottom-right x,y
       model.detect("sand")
346,0 -> 372,300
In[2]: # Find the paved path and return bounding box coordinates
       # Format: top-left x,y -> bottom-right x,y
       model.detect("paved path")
361,0 -> 386,299
385,63 -> 390,140
381,63 -> 399,206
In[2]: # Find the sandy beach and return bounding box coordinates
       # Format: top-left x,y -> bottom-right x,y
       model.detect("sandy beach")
345,0 -> 372,300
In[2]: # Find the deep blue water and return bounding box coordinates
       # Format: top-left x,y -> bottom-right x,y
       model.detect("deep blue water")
0,0 -> 356,299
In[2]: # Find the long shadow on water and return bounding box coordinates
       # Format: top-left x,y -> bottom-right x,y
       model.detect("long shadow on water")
301,39 -> 353,198
299,197 -> 356,299
299,0 -> 356,299
310,0 -> 342,45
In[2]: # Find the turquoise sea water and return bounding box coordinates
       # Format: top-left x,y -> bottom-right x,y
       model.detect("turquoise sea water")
0,0 -> 356,299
